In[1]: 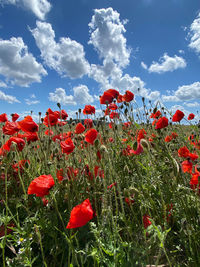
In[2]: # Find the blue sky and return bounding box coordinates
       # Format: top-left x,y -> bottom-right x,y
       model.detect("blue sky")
0,0 -> 200,120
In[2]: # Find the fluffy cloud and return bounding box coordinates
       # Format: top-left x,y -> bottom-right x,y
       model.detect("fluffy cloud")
88,7 -> 130,68
188,12 -> 200,55
88,8 -> 160,101
162,82 -> 200,102
49,85 -> 94,106
49,88 -> 76,106
144,53 -> 186,73
25,94 -> 40,105
141,61 -> 147,70
184,101 -> 200,108
0,80 -> 7,88
0,90 -> 20,103
0,0 -> 51,20
31,21 -> 90,79
0,37 -> 47,87
73,85 -> 94,104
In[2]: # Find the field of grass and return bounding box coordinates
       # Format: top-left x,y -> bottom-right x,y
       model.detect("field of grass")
0,92 -> 200,267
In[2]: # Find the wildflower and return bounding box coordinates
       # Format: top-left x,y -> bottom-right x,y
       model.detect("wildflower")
27,174 -> 55,197
143,214 -> 152,229
84,119 -> 93,129
18,116 -> 38,133
3,137 -> 25,151
60,109 -> 68,120
3,121 -> 20,135
172,110 -> 184,122
75,123 -> 85,134
122,90 -> 134,102
66,199 -> 94,229
0,113 -> 8,122
178,146 -> 189,158
181,160 -> 193,174
188,113 -> 195,120
83,105 -> 95,115
108,103 -> 118,110
109,112 -> 119,119
155,117 -> 168,129
100,91 -> 114,104
165,135 -> 173,142
60,138 -> 75,154
85,128 -> 98,145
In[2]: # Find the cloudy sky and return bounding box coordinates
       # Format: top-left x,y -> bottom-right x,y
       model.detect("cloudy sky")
0,0 -> 199,119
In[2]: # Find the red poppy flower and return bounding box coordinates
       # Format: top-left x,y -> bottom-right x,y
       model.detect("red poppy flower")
43,114 -> 58,127
0,223 -> 15,237
117,94 -> 123,103
136,129 -> 147,143
188,152 -> 199,161
100,92 -> 114,104
122,90 -> 134,102
56,168 -> 64,182
66,199 -> 94,229
61,109 -> 68,120
181,160 -> 193,173
83,105 -> 95,115
155,117 -> 168,129
11,113 -> 19,122
109,112 -> 119,119
107,182 -> 117,189
104,107 -> 111,116
3,121 -> 20,135
188,113 -> 195,120
85,129 -> 98,145
129,142 -> 143,155
18,116 -> 38,133
60,138 -> 75,154
108,103 -> 118,110
66,166 -> 79,180
75,123 -> 85,134
178,146 -> 189,158
165,135 -> 173,142
94,166 -> 104,178
27,174 -> 55,197
125,197 -> 135,205
12,159 -> 30,173
172,110 -> 184,122
0,113 -> 8,122
84,119 -> 93,129
45,129 -> 54,136
106,89 -> 119,99
24,132 -> 39,143
143,214 -> 152,229
3,137 -> 25,151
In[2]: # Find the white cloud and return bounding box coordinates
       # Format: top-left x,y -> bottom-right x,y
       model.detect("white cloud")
0,90 -> 20,103
73,85 -> 94,104
49,85 -> 94,106
88,7 -> 130,68
0,37 -> 47,87
188,12 -> 200,55
145,53 -> 186,73
0,0 -> 51,20
25,98 -> 40,105
162,82 -> 200,102
141,61 -> 147,70
49,88 -> 76,106
0,80 -> 7,88
184,101 -> 200,108
31,21 -> 90,79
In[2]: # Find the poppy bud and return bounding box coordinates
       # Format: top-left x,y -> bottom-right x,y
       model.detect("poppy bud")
57,103 -> 61,109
